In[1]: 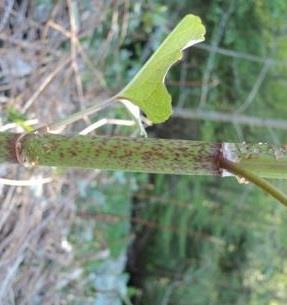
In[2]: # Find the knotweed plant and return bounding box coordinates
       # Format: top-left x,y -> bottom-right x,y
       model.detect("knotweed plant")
1,15 -> 287,206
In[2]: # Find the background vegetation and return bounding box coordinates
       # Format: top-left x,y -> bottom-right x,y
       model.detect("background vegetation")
0,0 -> 287,304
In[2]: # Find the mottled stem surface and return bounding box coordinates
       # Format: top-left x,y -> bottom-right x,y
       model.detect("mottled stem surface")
0,132 -> 287,178
0,132 -> 221,175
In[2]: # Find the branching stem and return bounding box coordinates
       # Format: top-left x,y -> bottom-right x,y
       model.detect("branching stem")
43,96 -> 117,133
219,158 -> 287,207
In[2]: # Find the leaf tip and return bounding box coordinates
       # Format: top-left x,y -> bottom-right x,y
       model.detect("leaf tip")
182,14 -> 206,48
119,14 -> 206,125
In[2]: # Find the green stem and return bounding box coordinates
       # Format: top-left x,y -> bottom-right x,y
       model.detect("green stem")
1,133 -> 287,179
220,158 -> 287,207
1,132 -> 287,206
0,132 -> 222,175
44,97 -> 116,132
223,143 -> 287,179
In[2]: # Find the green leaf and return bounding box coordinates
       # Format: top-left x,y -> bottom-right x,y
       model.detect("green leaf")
118,14 -> 205,123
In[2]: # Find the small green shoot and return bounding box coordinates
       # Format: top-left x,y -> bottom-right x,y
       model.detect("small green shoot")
6,106 -> 33,132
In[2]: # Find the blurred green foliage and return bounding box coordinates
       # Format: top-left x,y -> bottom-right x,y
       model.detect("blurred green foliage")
71,172 -> 133,264
132,175 -> 287,304
65,0 -> 287,304
67,172 -> 135,303
108,1 -> 287,305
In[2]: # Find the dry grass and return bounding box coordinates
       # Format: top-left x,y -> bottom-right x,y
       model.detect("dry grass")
0,1 -> 128,304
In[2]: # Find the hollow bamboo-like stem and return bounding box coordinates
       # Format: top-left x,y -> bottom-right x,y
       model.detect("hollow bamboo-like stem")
0,132 -> 287,179
0,133 -> 221,175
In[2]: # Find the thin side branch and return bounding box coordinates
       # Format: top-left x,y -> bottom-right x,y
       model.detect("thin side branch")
220,158 -> 287,207
42,97 -> 117,133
